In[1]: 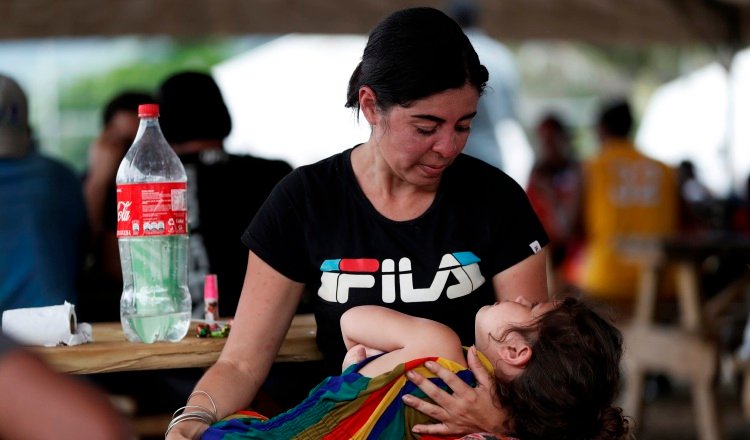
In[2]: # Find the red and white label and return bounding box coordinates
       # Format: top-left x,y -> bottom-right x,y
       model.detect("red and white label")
116,182 -> 187,237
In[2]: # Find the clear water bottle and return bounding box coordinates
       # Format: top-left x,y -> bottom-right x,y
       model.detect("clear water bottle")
116,104 -> 191,343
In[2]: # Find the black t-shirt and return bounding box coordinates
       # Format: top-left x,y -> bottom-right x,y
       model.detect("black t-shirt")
243,147 -> 548,366
0,332 -> 16,358
184,151 -> 292,317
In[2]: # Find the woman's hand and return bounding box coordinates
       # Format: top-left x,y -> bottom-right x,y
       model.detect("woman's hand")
401,346 -> 507,436
165,419 -> 209,440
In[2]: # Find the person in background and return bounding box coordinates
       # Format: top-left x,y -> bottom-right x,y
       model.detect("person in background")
157,71 -> 293,318
0,73 -> 88,314
79,91 -> 153,322
676,158 -> 718,231
0,331 -> 131,440
526,113 -> 583,296
166,8 -> 548,439
729,173 -> 750,233
446,0 -> 522,172
574,99 -> 678,313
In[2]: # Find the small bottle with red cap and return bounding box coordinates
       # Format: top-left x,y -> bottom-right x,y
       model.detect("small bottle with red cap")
203,274 -> 219,322
116,103 -> 192,343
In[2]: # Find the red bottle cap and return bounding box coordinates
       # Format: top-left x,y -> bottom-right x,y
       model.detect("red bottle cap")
138,103 -> 160,118
204,274 -> 219,300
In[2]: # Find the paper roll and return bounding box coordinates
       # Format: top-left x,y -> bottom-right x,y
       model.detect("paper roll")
1,301 -> 93,347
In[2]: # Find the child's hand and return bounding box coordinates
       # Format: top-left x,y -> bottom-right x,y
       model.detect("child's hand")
342,344 -> 384,371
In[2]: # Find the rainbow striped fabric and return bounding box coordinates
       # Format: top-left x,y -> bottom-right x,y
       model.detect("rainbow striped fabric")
202,354 -> 514,440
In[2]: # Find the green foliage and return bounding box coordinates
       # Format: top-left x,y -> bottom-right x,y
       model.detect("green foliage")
59,39 -> 234,111
53,38 -> 239,169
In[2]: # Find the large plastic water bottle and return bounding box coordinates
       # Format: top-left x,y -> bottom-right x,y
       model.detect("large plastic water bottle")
116,103 -> 191,343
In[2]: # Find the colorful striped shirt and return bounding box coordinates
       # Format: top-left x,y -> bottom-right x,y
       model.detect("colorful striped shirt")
203,353 -> 515,440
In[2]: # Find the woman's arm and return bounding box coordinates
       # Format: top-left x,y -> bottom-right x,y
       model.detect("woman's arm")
166,251 -> 305,439
492,247 -> 549,303
340,306 -> 465,377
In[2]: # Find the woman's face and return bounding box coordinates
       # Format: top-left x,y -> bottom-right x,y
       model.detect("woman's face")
369,83 -> 480,188
474,296 -> 558,355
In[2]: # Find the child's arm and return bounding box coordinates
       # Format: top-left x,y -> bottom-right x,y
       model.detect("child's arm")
340,306 -> 466,377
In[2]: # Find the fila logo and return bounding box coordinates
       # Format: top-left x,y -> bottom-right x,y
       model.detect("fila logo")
318,252 -> 485,304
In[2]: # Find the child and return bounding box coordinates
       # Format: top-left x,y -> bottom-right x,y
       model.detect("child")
199,297 -> 628,440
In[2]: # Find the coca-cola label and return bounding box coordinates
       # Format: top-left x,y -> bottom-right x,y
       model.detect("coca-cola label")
116,182 -> 187,237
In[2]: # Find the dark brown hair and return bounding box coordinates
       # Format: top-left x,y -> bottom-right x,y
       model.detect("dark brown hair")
497,297 -> 629,440
157,71 -> 232,144
102,91 -> 153,126
345,7 -> 488,114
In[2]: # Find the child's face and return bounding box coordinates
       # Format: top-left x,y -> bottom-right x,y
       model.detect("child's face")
474,296 -> 557,349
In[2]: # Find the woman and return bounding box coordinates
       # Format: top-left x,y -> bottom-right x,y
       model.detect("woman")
166,7 -> 548,439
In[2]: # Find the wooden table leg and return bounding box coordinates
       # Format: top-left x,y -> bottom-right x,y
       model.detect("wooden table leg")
621,323 -> 721,440
675,262 -> 704,333
621,356 -> 646,427
692,377 -> 722,440
634,264 -> 659,325
743,361 -> 750,420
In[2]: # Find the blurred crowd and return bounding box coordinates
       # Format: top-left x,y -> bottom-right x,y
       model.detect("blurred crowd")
527,101 -> 750,300
5,66 -> 750,353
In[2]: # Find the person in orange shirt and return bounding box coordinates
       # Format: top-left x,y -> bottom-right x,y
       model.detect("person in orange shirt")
575,99 -> 679,309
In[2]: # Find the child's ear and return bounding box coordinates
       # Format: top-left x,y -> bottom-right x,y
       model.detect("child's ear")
499,342 -> 532,368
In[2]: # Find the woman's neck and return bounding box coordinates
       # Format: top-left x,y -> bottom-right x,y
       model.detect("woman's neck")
351,142 -> 438,221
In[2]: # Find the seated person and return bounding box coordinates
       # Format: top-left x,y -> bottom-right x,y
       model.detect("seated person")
0,332 -> 130,439
193,297 -> 629,440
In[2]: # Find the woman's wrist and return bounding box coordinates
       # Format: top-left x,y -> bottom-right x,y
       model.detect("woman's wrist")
165,390 -> 218,439
483,406 -> 508,437
166,419 -> 210,440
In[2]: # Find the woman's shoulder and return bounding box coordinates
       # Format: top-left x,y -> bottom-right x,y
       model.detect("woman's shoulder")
443,154 -> 529,207
284,147 -> 353,188
264,148 -> 349,202
448,154 -> 523,188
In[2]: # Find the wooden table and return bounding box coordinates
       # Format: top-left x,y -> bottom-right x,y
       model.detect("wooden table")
32,314 -> 322,374
620,233 -> 750,331
619,232 -> 750,440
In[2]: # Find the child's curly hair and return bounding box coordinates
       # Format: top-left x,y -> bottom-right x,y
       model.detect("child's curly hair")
496,297 -> 629,440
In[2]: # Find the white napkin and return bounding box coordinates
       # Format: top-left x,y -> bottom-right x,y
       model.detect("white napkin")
1,301 -> 93,347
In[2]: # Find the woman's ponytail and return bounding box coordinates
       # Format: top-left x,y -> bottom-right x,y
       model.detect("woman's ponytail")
345,62 -> 363,111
